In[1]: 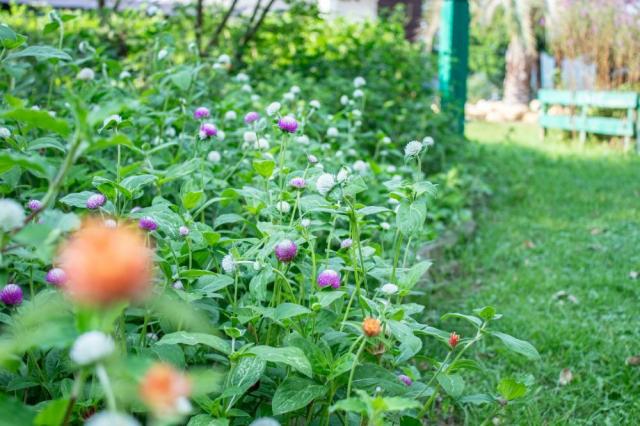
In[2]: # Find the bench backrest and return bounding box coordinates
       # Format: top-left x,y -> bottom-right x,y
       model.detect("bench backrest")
538,90 -> 638,109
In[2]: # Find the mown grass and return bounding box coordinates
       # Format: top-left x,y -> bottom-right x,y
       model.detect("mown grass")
435,122 -> 640,425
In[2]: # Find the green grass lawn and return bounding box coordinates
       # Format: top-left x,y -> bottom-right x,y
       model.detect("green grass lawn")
437,122 -> 640,425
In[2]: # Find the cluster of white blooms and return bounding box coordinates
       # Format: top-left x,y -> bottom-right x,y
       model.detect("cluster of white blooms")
266,102 -> 281,116
309,100 -> 321,109
222,254 -> 236,274
404,140 -> 423,157
0,199 -> 25,231
224,110 -> 237,121
327,127 -> 339,137
70,331 -> 115,365
207,151 -> 221,163
276,201 -> 291,214
316,173 -> 336,196
381,283 -> 399,295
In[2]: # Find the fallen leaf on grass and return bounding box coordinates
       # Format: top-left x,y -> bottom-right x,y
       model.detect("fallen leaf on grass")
558,368 -> 573,386
626,356 -> 640,366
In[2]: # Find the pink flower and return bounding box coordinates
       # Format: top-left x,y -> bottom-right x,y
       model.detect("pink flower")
199,123 -> 218,139
289,177 -> 306,189
46,268 -> 67,286
449,331 -> 460,349
278,116 -> 298,133
139,216 -> 158,231
0,284 -> 23,305
194,107 -> 210,120
244,111 -> 260,124
86,193 -> 106,209
27,199 -> 42,211
317,269 -> 340,289
275,239 -> 298,262
398,374 -> 412,386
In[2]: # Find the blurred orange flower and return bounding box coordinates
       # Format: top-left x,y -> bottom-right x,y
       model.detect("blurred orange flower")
139,363 -> 191,416
362,317 -> 381,337
58,219 -> 153,305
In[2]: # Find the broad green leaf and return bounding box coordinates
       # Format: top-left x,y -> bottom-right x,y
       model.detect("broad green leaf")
120,174 -> 157,196
248,346 -> 312,377
214,213 -> 245,228
2,108 -> 70,136
330,398 -> 367,414
0,394 -> 35,426
272,377 -> 326,415
379,396 -> 421,412
187,414 -> 229,426
399,260 -> 432,290
33,398 -> 68,426
58,191 -> 97,208
497,377 -> 527,401
182,190 -> 205,210
226,356 -> 266,399
491,331 -> 540,360
441,312 -> 483,328
252,159 -> 275,178
0,24 -> 26,49
357,206 -> 390,216
0,152 -> 50,178
459,393 -> 495,405
275,303 -> 311,321
436,373 -> 465,398
342,175 -> 367,196
5,45 -> 71,61
396,200 -> 426,236
156,331 -> 231,355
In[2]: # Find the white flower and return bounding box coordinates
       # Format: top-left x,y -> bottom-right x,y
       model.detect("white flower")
353,160 -> 368,173
381,283 -> 399,295
241,84 -> 252,93
354,120 -> 362,127
386,165 -> 397,173
276,201 -> 291,214
0,127 -> 11,138
69,331 -> 115,366
340,95 -> 349,105
290,85 -> 301,94
337,168 -> 349,183
255,138 -> 269,149
224,110 -> 237,121
296,135 -> 310,145
207,151 -> 221,163
380,222 -> 391,230
103,114 -> 122,128
31,105 -> 40,110
76,68 -> 95,81
147,4 -> 159,15
103,219 -> 117,229
221,254 -> 236,274
335,150 -> 343,158
86,411 -> 140,426
212,62 -> 223,70
353,76 -> 366,87
235,72 -> 250,82
0,199 -> 25,231
316,173 -> 336,196
307,154 -> 318,164
283,92 -> 295,101
266,102 -> 281,116
250,418 -> 281,426
404,140 -> 423,157
165,127 -> 176,137
309,100 -> 321,109
251,94 -> 261,102
119,70 -> 131,80
353,89 -> 364,98
217,130 -> 226,141
157,49 -> 169,60
327,127 -> 339,137
301,218 -> 311,227
382,136 -> 391,145
175,396 -> 192,415
423,136 -> 435,147
243,131 -> 257,144
352,109 -> 362,118
217,54 -> 231,65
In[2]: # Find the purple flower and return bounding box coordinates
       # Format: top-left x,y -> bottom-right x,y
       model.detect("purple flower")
131,206 -> 142,213
340,238 -> 352,249
179,226 -> 189,236
46,268 -> 67,286
244,111 -> 260,124
0,284 -> 23,305
275,239 -> 298,262
86,193 -> 106,209
307,154 -> 318,164
173,280 -> 184,290
398,374 -> 413,386
194,107 -> 210,120
27,199 -> 42,211
139,216 -> 158,231
278,116 -> 298,133
317,269 -> 340,289
289,177 -> 306,189
199,123 -> 218,139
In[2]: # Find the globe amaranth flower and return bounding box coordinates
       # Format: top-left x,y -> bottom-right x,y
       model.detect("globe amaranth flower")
353,160 -> 367,173
25,199 -> 41,212
250,419 -> 281,426
86,193 -> 107,209
290,85 -> 301,94
199,123 -> 218,139
266,102 -> 281,116
276,201 -> 291,214
104,219 -> 117,229
353,89 -> 364,98
217,130 -> 226,141
221,254 -> 236,274
380,222 -> 391,230
289,177 -> 306,189
316,173 -> 336,196
46,268 -> 68,286
449,331 -> 460,348
317,269 -> 340,289
404,140 -> 423,157
59,219 -> 153,305
86,411 -> 140,426
362,317 -> 381,337
274,239 -> 298,262
353,76 -> 366,88
380,283 -> 399,296
423,136 -> 435,147
340,238 -> 352,249
0,284 -> 23,305
119,69 -> 132,79
173,280 -> 184,290
139,216 -> 158,231
207,150 -> 221,163
244,111 -> 260,124
224,110 -> 237,121
256,138 -> 269,149
296,135 -> 310,145
193,107 -> 210,120
179,226 -> 189,236
326,127 -> 339,137
0,199 -> 25,231
340,95 -> 349,105
0,127 -> 11,138
301,218 -> 311,228
398,374 -> 413,386
244,131 -> 257,144
283,92 -> 295,102
76,67 -> 95,81
139,363 -> 191,417
309,100 -> 321,109
69,331 -> 115,365
336,168 -> 349,183
235,72 -> 250,83
307,154 -> 318,164
278,116 -> 298,133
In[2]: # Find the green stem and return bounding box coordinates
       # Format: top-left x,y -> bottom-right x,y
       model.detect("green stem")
41,132 -> 83,210
95,364 -> 116,412
346,336 -> 366,397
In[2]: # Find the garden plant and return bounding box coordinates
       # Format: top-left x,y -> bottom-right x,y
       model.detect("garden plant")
0,5 -> 538,425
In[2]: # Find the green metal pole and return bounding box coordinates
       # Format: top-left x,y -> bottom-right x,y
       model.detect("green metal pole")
438,0 -> 470,134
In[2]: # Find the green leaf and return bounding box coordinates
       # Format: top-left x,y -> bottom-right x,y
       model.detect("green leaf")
248,346 -> 312,377
436,373 -> 465,398
182,190 -> 205,210
58,191 -> 97,208
441,312 -> 483,328
156,331 -> 231,355
459,393 -> 496,405
2,108 -> 70,136
399,260 -> 432,291
396,200 -> 426,236
34,398 -> 69,426
226,356 -> 265,399
491,331 -> 540,360
0,152 -> 50,178
120,174 -> 157,197
272,377 -> 327,415
342,175 -> 367,196
379,396 -> 421,412
0,24 -> 26,49
187,414 -> 229,426
474,306 -> 498,321
330,398 -> 368,414
5,45 -> 71,61
357,206 -> 390,216
275,303 -> 311,321
252,159 -> 275,178
497,377 -> 527,401
0,394 -> 36,426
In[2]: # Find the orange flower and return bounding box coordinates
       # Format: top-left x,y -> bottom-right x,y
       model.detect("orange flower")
362,317 -> 381,337
449,331 -> 460,349
58,219 -> 153,305
139,363 -> 191,416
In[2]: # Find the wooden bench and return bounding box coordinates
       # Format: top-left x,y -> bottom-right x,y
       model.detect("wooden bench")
538,90 -> 639,150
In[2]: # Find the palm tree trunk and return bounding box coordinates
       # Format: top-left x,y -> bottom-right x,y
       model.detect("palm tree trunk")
503,36 -> 534,104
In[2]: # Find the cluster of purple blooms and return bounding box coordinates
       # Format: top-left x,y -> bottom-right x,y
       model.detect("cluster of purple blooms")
317,269 -> 341,289
278,116 -> 298,133
139,216 -> 158,231
0,284 -> 23,305
275,239 -> 298,263
86,193 -> 106,209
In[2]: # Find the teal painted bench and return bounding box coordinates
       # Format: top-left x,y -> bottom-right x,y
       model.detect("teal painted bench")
538,90 -> 639,150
